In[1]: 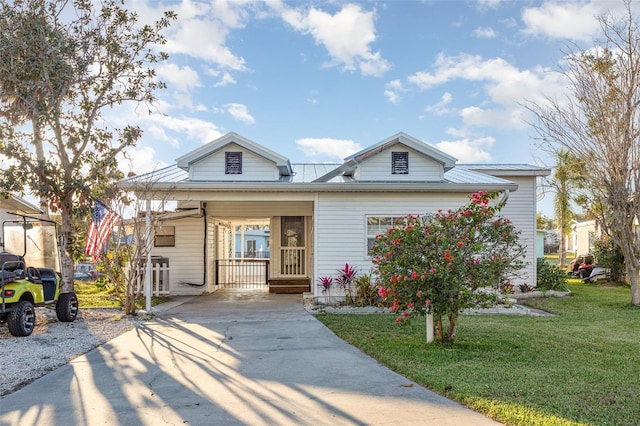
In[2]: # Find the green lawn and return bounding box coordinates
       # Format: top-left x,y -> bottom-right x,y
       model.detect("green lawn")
316,282 -> 639,426
74,280 -> 168,309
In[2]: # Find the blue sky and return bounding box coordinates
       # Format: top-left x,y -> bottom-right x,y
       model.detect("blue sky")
112,0 -> 627,215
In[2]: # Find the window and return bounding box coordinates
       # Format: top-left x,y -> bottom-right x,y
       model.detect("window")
366,216 -> 403,254
225,151 -> 242,174
246,239 -> 256,257
155,226 -> 175,247
391,151 -> 409,174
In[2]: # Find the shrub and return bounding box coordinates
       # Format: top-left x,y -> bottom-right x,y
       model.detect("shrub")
370,191 -> 526,343
536,258 -> 568,291
350,272 -> 382,307
592,234 -> 625,282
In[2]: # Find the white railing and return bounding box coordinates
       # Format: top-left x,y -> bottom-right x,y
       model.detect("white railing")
216,259 -> 269,288
280,247 -> 305,275
136,262 -> 170,296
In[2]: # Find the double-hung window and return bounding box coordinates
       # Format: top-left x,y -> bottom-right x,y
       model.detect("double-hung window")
366,216 -> 403,255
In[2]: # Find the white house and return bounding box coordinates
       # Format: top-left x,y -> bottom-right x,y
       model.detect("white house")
119,132 -> 550,301
571,220 -> 599,256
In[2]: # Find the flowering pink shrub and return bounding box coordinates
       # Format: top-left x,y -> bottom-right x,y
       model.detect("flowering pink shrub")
370,191 -> 525,343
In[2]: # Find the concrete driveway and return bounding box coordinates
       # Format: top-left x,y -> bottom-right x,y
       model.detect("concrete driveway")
0,289 -> 500,425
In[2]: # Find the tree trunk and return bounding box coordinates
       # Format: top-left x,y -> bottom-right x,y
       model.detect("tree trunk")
559,229 -> 567,268
30,113 -> 49,219
445,312 -> 458,342
627,265 -> 640,306
59,197 -> 75,294
434,314 -> 443,342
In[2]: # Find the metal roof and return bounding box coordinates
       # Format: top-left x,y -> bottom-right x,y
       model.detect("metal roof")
444,167 -> 515,185
459,164 -> 551,177
119,163 -> 527,192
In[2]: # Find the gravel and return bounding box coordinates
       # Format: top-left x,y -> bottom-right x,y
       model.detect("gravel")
0,307 -> 139,396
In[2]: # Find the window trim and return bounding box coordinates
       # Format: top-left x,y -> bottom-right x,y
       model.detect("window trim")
365,215 -> 404,258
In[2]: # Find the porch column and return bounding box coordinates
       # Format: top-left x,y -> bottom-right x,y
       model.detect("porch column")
145,199 -> 152,312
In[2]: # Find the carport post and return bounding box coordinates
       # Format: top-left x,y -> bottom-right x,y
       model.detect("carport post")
145,199 -> 152,312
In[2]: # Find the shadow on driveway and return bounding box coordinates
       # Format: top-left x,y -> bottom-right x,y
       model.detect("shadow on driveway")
0,289 -> 500,425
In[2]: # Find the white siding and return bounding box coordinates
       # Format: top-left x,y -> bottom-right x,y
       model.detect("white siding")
189,143 -> 280,181
573,220 -> 597,256
314,186 -> 538,296
355,144 -> 444,181
489,177 -> 537,288
314,192 -> 470,295
150,217 -> 207,296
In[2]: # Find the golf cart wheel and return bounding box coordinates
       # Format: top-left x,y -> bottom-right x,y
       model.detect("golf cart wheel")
7,300 -> 36,337
56,292 -> 79,322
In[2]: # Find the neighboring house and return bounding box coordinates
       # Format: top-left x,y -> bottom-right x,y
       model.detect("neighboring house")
119,132 -> 550,301
536,230 -> 545,258
233,226 -> 270,258
571,220 -> 599,256
543,230 -> 560,254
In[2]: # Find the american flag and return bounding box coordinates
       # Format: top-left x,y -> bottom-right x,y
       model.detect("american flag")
84,200 -> 121,262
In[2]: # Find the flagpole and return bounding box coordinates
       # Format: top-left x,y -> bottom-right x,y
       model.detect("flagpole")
145,199 -> 152,312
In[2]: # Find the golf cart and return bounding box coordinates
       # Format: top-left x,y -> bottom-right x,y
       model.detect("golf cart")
0,213 -> 78,337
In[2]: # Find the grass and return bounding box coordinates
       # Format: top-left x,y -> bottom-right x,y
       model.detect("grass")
316,281 -> 640,426
74,280 -> 169,309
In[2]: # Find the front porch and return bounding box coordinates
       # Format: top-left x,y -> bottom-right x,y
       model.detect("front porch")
207,202 -> 313,293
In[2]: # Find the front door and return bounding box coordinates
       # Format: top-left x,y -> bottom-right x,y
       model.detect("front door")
280,216 -> 306,276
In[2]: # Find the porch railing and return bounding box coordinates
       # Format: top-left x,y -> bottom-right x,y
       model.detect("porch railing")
216,259 -> 269,288
280,247 -> 305,275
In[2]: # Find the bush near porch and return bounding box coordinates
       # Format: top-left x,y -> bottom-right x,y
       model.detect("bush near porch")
317,281 -> 639,426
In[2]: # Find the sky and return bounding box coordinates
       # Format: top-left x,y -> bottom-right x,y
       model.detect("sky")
108,0 -> 630,216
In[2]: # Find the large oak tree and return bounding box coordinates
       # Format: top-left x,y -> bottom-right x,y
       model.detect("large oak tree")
0,0 -> 175,293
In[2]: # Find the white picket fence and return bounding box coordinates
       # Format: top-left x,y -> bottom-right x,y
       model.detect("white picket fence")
135,262 -> 170,296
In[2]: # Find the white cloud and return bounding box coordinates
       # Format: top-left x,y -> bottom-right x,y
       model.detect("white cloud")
424,92 -> 453,116
460,106 -> 527,130
162,1 -> 248,70
384,79 -> 406,104
295,137 -> 362,161
225,103 -> 255,124
473,27 -> 496,38
156,63 -> 201,92
408,53 -> 566,129
476,0 -> 503,10
213,71 -> 237,87
143,114 -> 223,148
436,136 -> 495,163
119,146 -> 168,176
408,53 -> 516,90
279,3 -> 390,77
521,2 -> 603,42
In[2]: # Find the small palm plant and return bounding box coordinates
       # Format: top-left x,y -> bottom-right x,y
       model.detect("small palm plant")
318,276 -> 333,303
336,263 -> 358,303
